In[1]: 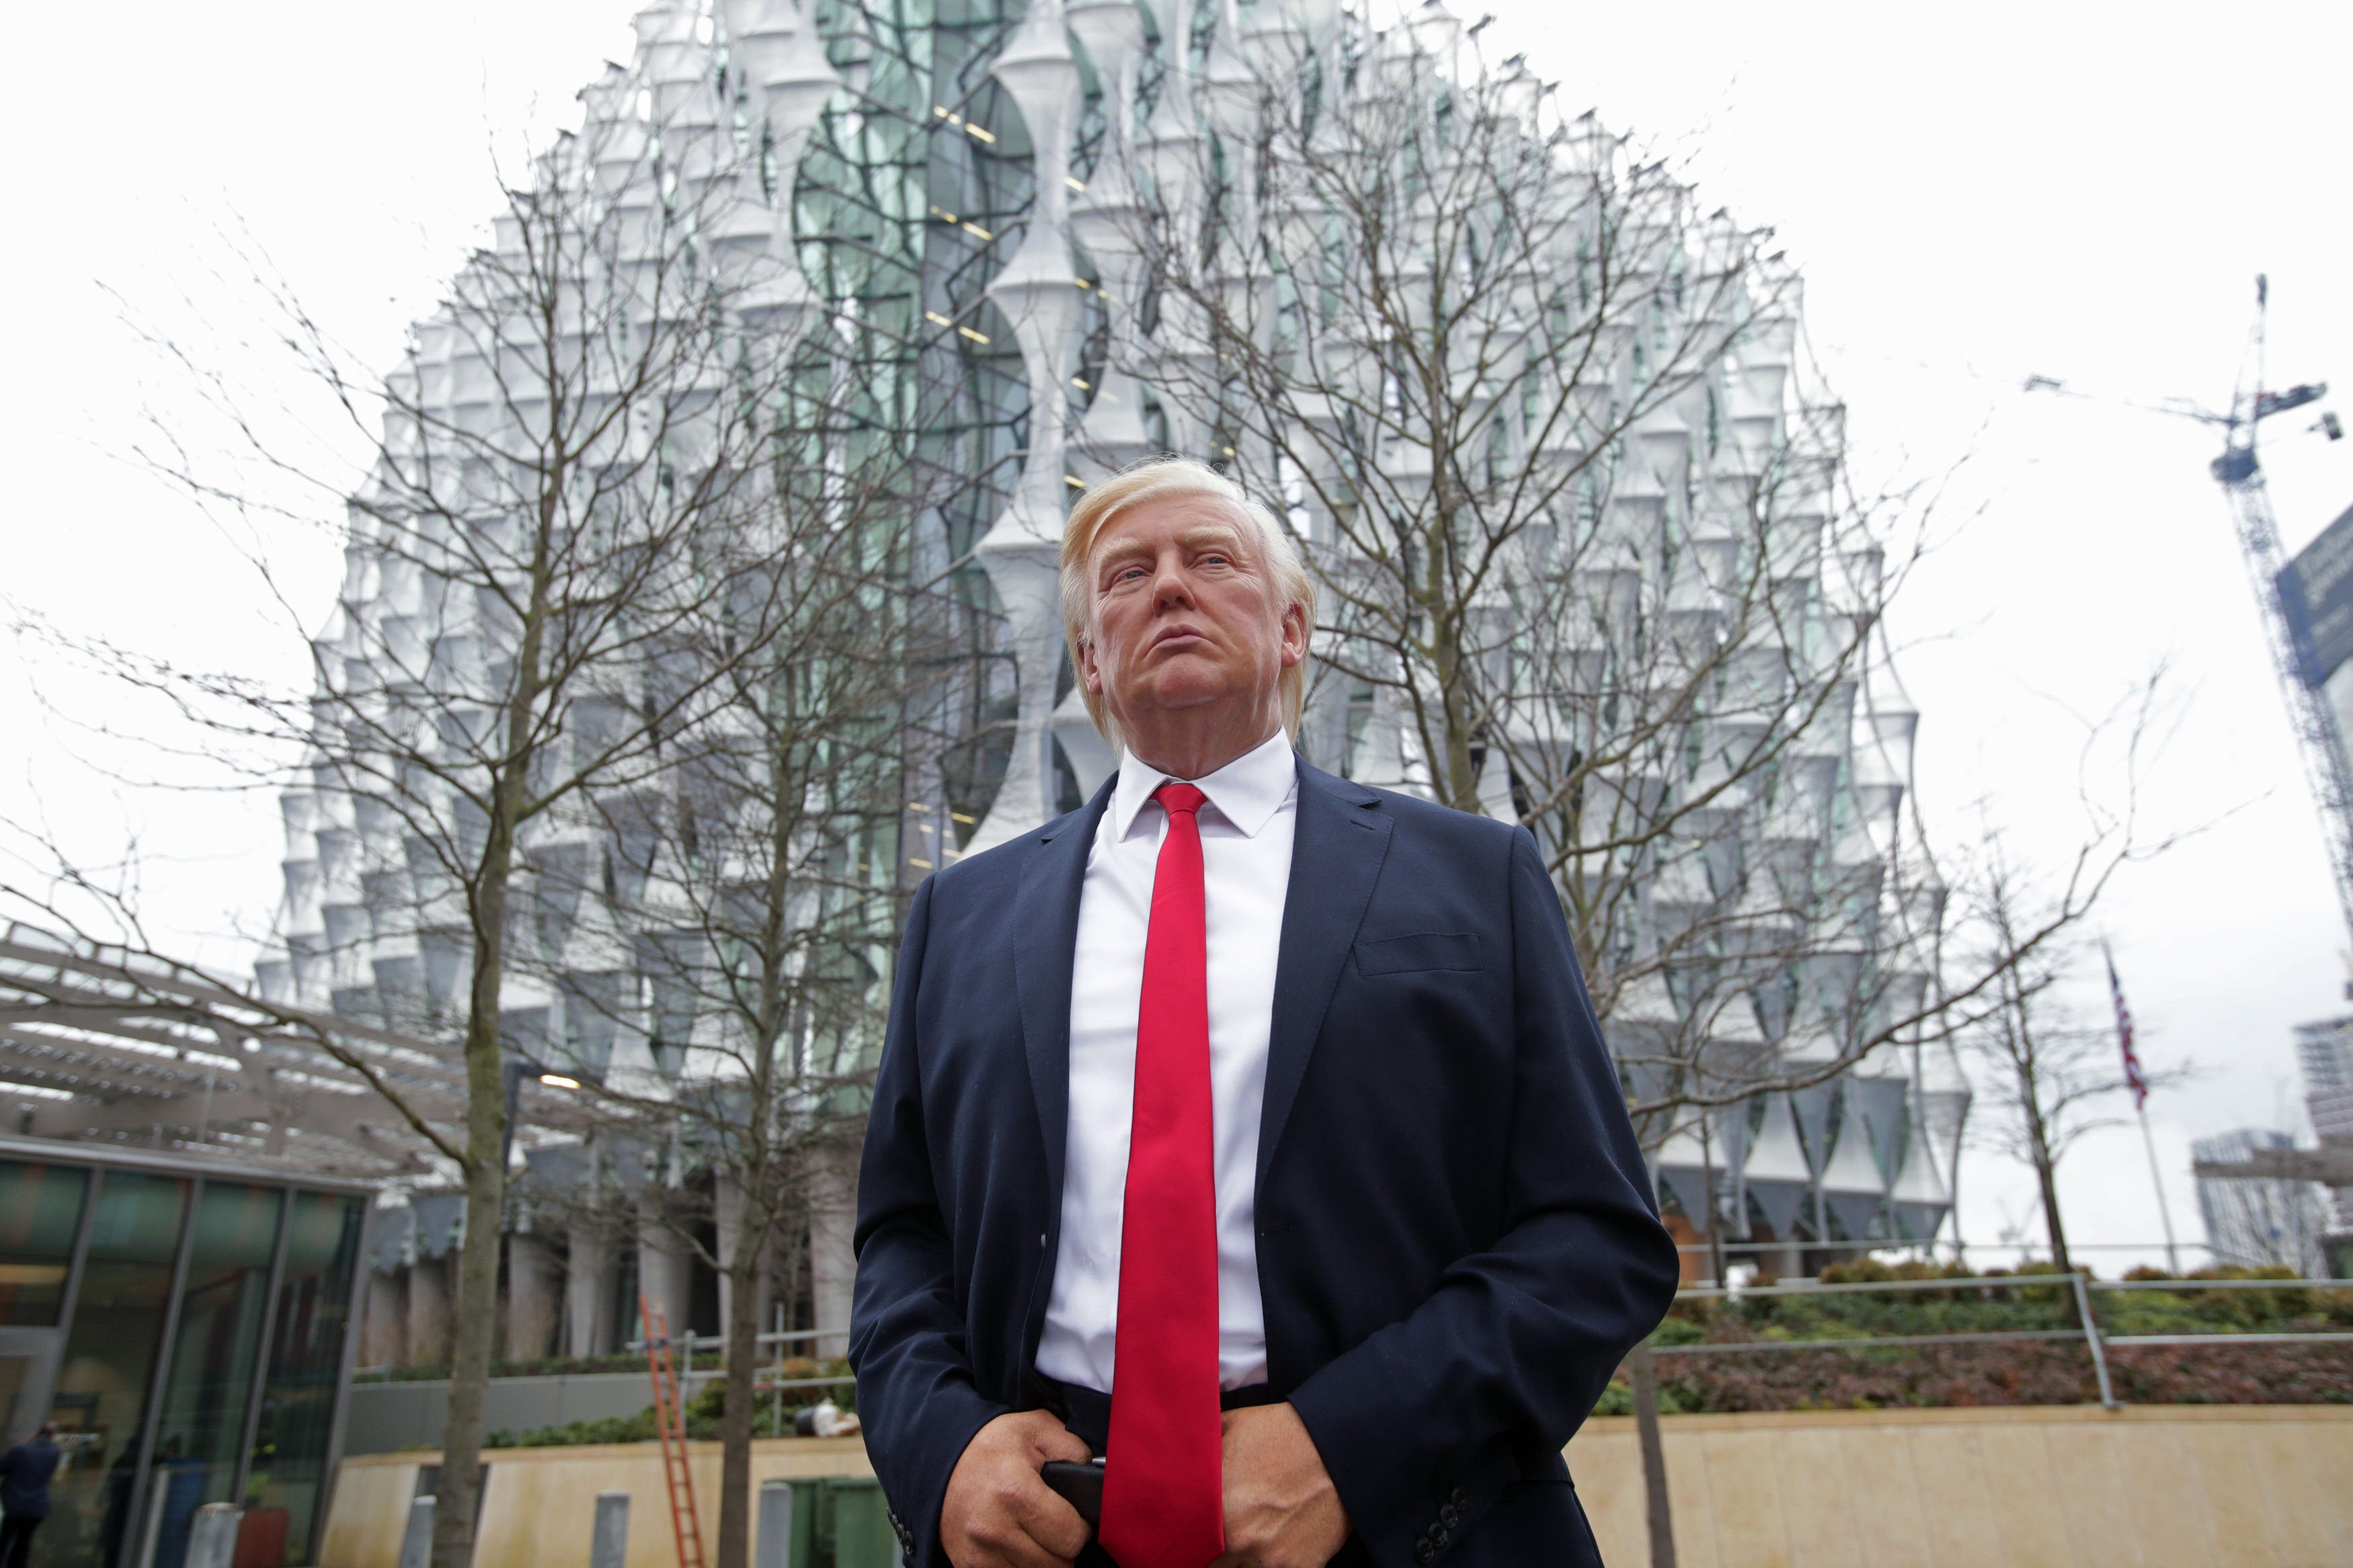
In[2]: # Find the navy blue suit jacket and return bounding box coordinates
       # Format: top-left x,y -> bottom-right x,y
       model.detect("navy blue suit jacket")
850,758 -> 1677,1568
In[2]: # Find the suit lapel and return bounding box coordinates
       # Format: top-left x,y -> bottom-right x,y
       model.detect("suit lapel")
1258,761 -> 1392,1192
1013,777 -> 1117,1210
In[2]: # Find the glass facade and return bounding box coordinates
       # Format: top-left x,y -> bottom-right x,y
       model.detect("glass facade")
243,1194 -> 365,1566
51,1171 -> 188,1568
149,1185 -> 283,1568
0,1151 -> 365,1568
0,1162 -> 89,1329
800,0 -> 1056,849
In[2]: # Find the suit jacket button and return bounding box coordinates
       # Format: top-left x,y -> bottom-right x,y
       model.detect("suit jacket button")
1450,1488 -> 1466,1508
1440,1505 -> 1460,1530
1414,1542 -> 1436,1565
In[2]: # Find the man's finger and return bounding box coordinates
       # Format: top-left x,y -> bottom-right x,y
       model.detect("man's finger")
965,1520 -> 1070,1568
1033,1424 -> 1093,1466
1011,1475 -> 1092,1563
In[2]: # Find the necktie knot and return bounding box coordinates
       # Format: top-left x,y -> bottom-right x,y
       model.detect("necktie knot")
1155,782 -> 1208,819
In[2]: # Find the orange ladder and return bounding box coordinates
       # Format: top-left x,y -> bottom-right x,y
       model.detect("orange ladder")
641,1294 -> 707,1568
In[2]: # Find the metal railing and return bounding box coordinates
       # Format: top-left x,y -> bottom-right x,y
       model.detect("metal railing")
1647,1273 -> 2353,1411
624,1327 -> 860,1430
348,1325 -> 866,1410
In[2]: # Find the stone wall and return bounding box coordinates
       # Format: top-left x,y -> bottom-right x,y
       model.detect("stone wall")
321,1405 -> 2353,1568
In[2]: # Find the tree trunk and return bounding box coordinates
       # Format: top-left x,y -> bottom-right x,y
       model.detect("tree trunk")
2033,1149 -> 2071,1278
2016,1057 -> 2073,1278
2030,1124 -> 2075,1276
432,835 -> 516,1568
715,1230 -> 762,1568
1628,1339 -> 1677,1568
432,652 -> 536,1568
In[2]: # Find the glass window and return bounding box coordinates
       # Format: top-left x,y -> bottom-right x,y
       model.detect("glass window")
48,1171 -> 190,1568
150,1184 -> 284,1568
244,1194 -> 364,1568
0,1159 -> 91,1326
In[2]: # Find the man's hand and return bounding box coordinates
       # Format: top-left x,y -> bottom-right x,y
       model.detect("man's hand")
1212,1403 -> 1351,1568
941,1409 -> 1094,1568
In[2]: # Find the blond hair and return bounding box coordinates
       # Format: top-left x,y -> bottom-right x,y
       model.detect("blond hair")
1060,458 -> 1316,746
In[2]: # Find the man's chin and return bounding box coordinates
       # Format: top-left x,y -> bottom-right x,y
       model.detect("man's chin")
1115,677 -> 1261,729
1126,677 -> 1238,716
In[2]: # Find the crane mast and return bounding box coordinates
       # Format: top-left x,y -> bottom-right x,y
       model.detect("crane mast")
2209,277 -> 2353,946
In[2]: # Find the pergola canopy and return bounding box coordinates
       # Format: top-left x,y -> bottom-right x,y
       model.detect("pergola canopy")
0,923 -> 575,1178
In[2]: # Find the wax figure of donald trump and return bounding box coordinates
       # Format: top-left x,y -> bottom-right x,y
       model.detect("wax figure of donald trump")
851,458 -> 1677,1568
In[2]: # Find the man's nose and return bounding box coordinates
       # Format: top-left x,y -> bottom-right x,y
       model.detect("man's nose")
1150,556 -> 1197,610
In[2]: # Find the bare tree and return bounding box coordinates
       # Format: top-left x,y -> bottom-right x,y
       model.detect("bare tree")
6,58 -> 872,1567
1116,6 -> 2192,1190
506,392 -> 941,1568
1119,14 -> 1957,1115
1955,832 -> 2190,1278
1102,18 -> 2200,1563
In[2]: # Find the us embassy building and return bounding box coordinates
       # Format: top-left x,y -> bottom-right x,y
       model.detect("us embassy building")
9,0 -> 1964,1395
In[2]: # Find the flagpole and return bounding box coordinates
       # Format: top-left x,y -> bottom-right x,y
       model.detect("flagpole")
2106,942 -> 2180,1275
2135,1101 -> 2181,1274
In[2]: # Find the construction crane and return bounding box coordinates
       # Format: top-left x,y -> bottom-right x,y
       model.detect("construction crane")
2205,277 -> 2353,949
2030,277 -> 2353,948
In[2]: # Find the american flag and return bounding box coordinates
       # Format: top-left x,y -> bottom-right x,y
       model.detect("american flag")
2105,946 -> 2149,1110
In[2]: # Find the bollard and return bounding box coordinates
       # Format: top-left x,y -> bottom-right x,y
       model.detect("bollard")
754,1480 -> 795,1568
589,1491 -> 631,1568
186,1505 -> 244,1568
398,1496 -> 435,1568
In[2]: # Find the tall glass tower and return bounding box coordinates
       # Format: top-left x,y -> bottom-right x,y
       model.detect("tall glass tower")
263,0 -> 1961,1364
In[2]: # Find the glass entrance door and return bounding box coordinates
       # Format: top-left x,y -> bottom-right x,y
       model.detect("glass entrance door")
0,1348 -> 35,1438
0,1155 -> 89,1446
0,1329 -> 65,1442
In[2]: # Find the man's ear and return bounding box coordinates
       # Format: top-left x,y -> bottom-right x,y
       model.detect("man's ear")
1078,634 -> 1105,695
1279,601 -> 1309,668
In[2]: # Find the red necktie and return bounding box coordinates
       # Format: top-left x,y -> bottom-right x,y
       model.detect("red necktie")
1099,782 -> 1224,1568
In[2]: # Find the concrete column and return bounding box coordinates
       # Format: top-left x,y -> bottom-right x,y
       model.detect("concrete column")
713,1171 -> 774,1347
506,1233 -> 560,1362
805,1141 -> 857,1358
362,1270 -> 405,1368
715,1170 -> 744,1339
404,1257 -> 450,1368
715,1170 -> 791,1344
636,1193 -> 694,1339
566,1225 -> 613,1358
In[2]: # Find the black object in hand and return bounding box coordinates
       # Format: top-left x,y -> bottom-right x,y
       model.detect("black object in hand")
1041,1460 -> 1103,1534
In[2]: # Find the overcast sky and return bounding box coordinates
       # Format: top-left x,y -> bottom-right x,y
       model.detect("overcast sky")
7,0 -> 2350,1267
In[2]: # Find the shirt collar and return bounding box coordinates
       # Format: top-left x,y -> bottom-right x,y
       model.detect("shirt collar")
1110,729 -> 1298,841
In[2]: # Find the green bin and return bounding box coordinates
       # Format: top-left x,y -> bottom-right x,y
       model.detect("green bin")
784,1477 -> 900,1568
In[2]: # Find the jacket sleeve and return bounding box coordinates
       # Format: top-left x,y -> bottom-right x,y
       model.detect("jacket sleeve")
848,876 -> 1012,1568
1286,827 -> 1681,1567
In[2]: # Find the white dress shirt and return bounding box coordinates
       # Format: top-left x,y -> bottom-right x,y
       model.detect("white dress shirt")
1034,729 -> 1299,1395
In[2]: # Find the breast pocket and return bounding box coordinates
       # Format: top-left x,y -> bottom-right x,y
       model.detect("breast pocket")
1353,931 -> 1484,976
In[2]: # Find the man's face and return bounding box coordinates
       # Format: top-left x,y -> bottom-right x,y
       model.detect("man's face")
1079,496 -> 1306,736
